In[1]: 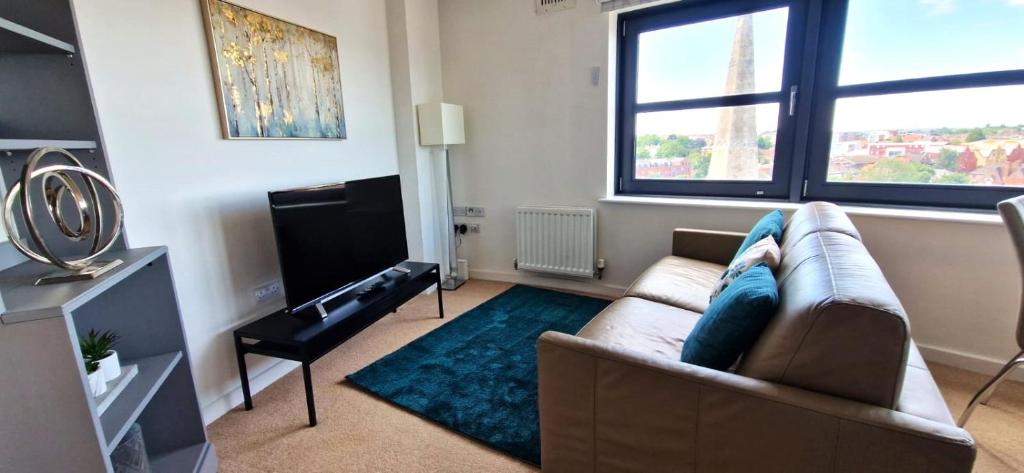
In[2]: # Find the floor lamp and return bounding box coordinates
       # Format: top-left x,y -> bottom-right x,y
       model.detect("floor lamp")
417,103 -> 466,290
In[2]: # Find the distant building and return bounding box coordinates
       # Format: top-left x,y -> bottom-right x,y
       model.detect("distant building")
636,157 -> 692,179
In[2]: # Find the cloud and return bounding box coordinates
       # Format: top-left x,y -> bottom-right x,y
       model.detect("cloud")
919,0 -> 955,15
1008,0 -> 1024,5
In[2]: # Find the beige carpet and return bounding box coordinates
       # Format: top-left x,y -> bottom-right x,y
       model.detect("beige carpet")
209,280 -> 1024,472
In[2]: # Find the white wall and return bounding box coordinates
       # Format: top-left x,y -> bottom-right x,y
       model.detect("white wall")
438,0 -> 1023,376
387,0 -> 447,272
74,0 -> 400,422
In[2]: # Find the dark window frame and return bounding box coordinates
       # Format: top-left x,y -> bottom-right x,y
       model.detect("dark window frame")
615,0 -> 1024,210
615,0 -> 810,199
803,0 -> 1024,209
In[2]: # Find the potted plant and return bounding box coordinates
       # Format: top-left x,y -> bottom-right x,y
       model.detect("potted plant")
80,329 -> 121,383
85,359 -> 107,396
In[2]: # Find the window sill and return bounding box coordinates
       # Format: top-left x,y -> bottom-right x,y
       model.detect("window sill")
599,195 -> 1003,225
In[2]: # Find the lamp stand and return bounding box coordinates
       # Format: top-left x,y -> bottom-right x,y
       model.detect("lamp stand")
440,147 -> 465,291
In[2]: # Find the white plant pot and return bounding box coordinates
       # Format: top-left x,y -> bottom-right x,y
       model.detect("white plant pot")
98,350 -> 121,381
88,370 -> 107,397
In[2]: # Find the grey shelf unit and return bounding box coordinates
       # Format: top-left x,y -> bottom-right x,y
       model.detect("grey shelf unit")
0,247 -> 217,473
0,15 -> 75,54
0,138 -> 97,151
0,0 -> 123,262
0,3 -> 216,470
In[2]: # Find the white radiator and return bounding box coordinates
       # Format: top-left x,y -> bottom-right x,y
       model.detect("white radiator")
515,206 -> 596,278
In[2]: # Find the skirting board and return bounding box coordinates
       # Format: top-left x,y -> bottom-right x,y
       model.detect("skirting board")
468,268 -> 626,299
201,358 -> 298,425
916,342 -> 1024,382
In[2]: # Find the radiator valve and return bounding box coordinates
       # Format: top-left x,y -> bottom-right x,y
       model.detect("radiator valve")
596,258 -> 605,279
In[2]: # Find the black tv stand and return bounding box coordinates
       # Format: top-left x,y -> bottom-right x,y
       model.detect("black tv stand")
232,261 -> 442,426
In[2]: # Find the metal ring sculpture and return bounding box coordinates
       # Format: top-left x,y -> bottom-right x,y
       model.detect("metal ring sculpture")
2,147 -> 123,271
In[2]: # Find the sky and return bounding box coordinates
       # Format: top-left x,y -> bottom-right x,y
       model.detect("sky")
635,0 -> 1024,136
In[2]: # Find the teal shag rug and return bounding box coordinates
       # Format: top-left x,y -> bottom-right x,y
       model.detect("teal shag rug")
346,285 -> 610,465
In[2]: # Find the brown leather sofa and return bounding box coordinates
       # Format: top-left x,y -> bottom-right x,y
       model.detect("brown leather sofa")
537,202 -> 976,473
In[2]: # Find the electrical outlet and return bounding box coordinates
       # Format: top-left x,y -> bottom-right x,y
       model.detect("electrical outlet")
254,280 -> 283,304
468,223 -> 481,234
452,206 -> 468,217
465,206 -> 486,217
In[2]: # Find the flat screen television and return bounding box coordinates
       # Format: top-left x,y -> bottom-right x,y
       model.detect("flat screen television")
268,175 -> 408,311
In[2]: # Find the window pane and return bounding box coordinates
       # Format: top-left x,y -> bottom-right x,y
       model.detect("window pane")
826,85 -> 1024,187
839,0 -> 1024,85
635,104 -> 780,181
636,8 -> 789,103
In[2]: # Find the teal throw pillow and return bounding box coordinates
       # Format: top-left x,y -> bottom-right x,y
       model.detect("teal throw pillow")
681,264 -> 779,370
733,210 -> 784,260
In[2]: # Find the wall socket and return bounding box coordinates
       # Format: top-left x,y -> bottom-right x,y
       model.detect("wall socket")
468,223 -> 481,234
254,280 -> 283,304
454,206 -> 485,217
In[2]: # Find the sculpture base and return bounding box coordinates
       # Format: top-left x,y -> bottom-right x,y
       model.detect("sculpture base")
35,259 -> 124,286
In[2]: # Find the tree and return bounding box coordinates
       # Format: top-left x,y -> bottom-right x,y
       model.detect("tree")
966,128 -> 986,142
656,139 -> 687,158
936,148 -> 959,171
757,135 -> 774,150
690,151 -> 710,179
636,134 -> 661,149
636,146 -> 652,160
857,160 -> 935,183
933,173 -> 970,184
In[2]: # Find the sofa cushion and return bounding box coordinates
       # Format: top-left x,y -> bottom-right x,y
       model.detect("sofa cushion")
576,296 -> 701,360
780,201 -> 861,257
624,256 -> 725,313
734,210 -> 784,260
681,264 -> 780,370
737,231 -> 910,409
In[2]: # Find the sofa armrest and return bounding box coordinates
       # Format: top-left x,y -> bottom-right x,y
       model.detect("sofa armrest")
537,331 -> 975,473
672,228 -> 746,265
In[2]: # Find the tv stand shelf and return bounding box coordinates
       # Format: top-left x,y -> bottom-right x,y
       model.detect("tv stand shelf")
233,261 -> 442,426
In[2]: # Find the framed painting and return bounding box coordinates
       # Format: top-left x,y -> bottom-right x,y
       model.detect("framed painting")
201,0 -> 347,139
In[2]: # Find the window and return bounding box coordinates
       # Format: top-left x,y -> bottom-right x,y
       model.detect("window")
617,0 -> 807,198
616,0 -> 1024,208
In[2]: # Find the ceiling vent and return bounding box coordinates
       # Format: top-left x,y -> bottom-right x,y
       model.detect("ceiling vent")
536,0 -> 577,14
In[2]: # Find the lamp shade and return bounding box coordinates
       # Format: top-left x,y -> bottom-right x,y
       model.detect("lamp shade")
416,103 -> 465,146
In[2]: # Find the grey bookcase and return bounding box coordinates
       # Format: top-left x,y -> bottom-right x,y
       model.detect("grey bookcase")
0,247 -> 217,473
0,0 -> 123,260
0,1 -> 217,471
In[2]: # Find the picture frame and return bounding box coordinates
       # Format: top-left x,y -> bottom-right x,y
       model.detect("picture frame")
200,0 -> 347,140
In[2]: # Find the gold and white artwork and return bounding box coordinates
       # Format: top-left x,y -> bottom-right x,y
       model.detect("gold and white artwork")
203,0 -> 346,139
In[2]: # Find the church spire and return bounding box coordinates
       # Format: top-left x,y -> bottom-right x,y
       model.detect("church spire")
707,14 -> 760,180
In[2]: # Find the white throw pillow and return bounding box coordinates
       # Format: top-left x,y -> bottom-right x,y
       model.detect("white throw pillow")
709,236 -> 781,302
